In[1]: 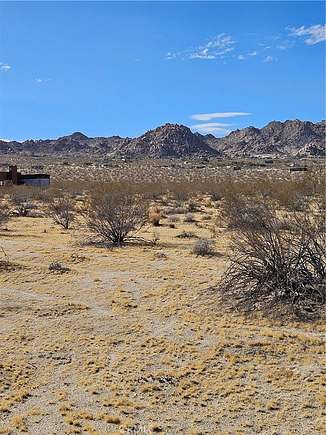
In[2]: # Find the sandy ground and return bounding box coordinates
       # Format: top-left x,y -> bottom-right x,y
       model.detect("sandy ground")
0,216 -> 325,434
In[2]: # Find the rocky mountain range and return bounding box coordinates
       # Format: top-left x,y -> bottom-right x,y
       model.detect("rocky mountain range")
0,120 -> 324,158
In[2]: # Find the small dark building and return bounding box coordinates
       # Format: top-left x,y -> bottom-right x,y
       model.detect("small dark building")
0,165 -> 50,186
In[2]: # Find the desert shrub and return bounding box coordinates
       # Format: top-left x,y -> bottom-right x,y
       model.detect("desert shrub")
170,187 -> 191,202
165,206 -> 187,215
168,215 -> 180,223
217,211 -> 326,320
273,187 -> 308,211
192,238 -> 215,256
47,197 -> 76,229
184,213 -> 195,223
187,200 -> 200,212
201,214 -> 212,221
176,230 -> 198,239
0,203 -> 10,228
219,193 -> 275,231
49,262 -> 70,273
10,190 -> 36,217
85,190 -> 149,246
211,192 -> 223,202
149,206 -> 161,226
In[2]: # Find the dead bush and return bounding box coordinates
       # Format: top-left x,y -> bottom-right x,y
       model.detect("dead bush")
85,190 -> 149,246
47,197 -> 76,229
217,211 -> 326,320
149,206 -> 161,226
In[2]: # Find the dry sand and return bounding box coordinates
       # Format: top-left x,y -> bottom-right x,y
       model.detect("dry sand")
0,216 -> 325,434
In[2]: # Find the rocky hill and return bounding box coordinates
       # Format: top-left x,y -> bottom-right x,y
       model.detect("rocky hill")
207,120 -> 325,157
114,124 -> 220,158
0,132 -> 126,155
0,120 -> 324,158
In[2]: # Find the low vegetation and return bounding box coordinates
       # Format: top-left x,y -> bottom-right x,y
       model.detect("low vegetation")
192,238 -> 215,256
217,207 -> 325,320
0,157 -> 325,433
47,197 -> 76,229
85,188 -> 149,246
0,203 -> 10,228
10,190 -> 35,217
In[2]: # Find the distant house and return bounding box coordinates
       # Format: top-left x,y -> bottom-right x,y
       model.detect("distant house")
0,165 -> 50,186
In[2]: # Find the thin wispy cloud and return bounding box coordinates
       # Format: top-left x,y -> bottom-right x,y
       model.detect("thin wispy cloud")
166,52 -> 177,60
35,78 -> 51,84
263,55 -> 277,63
191,112 -> 250,121
289,24 -> 326,45
276,40 -> 294,50
166,33 -> 235,61
236,50 -> 258,61
0,63 -> 11,72
190,122 -> 232,135
166,24 -> 325,65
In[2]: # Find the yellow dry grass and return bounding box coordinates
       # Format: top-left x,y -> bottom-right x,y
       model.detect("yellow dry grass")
0,213 -> 325,434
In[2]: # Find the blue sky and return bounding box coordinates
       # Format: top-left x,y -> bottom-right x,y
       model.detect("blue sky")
0,1 -> 325,141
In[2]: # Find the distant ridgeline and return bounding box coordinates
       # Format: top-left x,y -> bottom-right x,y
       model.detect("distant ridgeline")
0,120 -> 324,158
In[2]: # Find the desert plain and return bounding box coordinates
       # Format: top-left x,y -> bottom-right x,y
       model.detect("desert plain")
0,198 -> 325,434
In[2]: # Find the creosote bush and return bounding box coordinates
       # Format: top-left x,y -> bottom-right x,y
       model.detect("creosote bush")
218,193 -> 276,231
47,197 -> 76,229
85,189 -> 149,246
217,209 -> 326,320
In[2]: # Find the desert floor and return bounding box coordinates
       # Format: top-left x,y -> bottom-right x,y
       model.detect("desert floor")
0,216 -> 325,434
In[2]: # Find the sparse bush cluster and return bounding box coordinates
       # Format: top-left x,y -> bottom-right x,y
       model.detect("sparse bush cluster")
10,190 -> 36,217
217,207 -> 326,320
218,193 -> 276,231
1,162 -> 325,323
